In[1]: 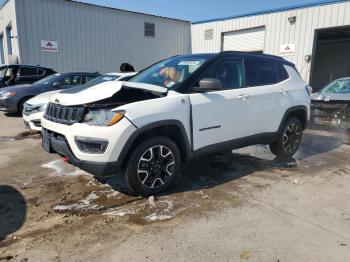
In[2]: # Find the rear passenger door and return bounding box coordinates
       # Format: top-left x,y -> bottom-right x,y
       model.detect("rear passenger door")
244,60 -> 287,134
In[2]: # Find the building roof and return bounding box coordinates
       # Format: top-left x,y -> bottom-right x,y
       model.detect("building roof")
1,0 -> 189,22
192,0 -> 350,24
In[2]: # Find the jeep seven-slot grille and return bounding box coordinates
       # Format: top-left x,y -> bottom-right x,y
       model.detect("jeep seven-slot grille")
44,103 -> 85,125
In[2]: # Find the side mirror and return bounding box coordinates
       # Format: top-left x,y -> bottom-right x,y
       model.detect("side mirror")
52,81 -> 63,88
193,78 -> 223,92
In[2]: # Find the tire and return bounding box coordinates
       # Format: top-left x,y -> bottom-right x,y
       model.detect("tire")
269,117 -> 303,159
125,136 -> 182,196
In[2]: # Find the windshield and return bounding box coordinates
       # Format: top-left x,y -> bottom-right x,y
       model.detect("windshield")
129,55 -> 213,89
0,67 -> 6,78
60,74 -> 120,94
321,79 -> 350,94
34,73 -> 61,85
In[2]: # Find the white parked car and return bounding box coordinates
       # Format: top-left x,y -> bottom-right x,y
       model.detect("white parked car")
41,53 -> 310,196
22,72 -> 136,131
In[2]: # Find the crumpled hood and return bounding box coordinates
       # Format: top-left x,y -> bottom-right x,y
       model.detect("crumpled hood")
27,90 -> 61,105
49,81 -> 167,106
0,84 -> 32,94
311,92 -> 350,101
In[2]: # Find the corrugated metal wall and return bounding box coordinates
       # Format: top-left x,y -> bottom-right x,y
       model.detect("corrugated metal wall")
0,0 -> 20,64
191,1 -> 350,84
15,0 -> 191,72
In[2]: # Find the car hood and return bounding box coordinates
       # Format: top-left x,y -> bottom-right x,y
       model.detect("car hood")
27,90 -> 61,105
49,81 -> 167,106
311,92 -> 350,101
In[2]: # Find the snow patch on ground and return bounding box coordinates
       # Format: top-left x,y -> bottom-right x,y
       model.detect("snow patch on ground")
42,160 -> 90,177
145,213 -> 173,222
53,192 -> 100,211
103,207 -> 137,217
42,160 -> 63,175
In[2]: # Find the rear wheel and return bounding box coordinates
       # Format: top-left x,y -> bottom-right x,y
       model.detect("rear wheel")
125,136 -> 181,196
270,117 -> 303,159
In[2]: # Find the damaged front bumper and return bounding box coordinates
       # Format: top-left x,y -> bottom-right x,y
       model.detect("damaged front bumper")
41,128 -> 121,176
311,101 -> 350,128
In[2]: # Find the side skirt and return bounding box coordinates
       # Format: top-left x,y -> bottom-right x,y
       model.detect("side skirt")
188,132 -> 277,159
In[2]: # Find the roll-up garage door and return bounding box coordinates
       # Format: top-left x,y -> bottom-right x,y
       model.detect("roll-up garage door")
223,27 -> 265,52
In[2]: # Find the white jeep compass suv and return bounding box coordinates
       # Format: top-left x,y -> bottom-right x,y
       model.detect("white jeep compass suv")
41,52 -> 311,196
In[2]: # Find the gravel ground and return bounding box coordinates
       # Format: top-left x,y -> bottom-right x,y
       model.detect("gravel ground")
1,112 -> 350,262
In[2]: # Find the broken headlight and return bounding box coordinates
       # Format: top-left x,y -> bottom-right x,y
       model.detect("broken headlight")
83,109 -> 125,126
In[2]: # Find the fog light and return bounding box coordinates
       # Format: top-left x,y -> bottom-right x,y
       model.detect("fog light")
75,136 -> 108,154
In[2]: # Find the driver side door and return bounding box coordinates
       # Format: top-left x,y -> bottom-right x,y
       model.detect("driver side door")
189,59 -> 253,151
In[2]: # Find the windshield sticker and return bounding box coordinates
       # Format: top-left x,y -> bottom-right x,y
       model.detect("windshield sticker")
165,81 -> 176,88
178,61 -> 201,66
102,77 -> 114,81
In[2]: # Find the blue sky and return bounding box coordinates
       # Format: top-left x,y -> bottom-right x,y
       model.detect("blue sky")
1,0 -> 332,21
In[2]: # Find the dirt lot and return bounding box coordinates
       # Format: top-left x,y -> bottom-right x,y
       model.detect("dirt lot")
1,112 -> 350,262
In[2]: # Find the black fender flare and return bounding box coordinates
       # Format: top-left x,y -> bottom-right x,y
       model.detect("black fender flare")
117,119 -> 192,166
277,105 -> 308,133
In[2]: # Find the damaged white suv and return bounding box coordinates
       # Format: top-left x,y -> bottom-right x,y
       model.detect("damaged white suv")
41,52 -> 311,196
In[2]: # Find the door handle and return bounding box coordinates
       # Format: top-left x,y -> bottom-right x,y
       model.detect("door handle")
237,94 -> 249,100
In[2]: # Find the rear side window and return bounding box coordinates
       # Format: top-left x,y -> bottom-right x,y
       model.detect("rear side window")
20,66 -> 38,77
275,63 -> 289,81
245,60 -> 278,87
38,69 -> 45,76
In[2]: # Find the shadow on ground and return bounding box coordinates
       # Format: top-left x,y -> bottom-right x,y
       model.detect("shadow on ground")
96,132 -> 344,196
0,186 -> 26,242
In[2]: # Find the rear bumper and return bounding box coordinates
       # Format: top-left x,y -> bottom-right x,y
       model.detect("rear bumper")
42,128 -> 121,176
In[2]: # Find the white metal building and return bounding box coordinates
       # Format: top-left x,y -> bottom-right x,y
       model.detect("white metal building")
0,0 -> 191,72
191,0 -> 350,90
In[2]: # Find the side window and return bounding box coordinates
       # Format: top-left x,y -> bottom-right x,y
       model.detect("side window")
245,60 -> 278,87
275,63 -> 289,81
38,69 -> 45,76
20,66 -> 38,77
82,75 -> 96,84
58,75 -> 82,87
200,59 -> 245,90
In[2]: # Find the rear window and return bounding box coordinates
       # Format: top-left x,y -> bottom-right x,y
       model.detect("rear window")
275,63 -> 289,81
245,60 -> 278,87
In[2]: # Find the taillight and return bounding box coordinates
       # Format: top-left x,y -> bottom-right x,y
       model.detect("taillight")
305,85 -> 313,96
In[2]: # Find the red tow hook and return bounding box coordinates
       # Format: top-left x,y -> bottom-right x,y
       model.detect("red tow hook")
62,156 -> 69,162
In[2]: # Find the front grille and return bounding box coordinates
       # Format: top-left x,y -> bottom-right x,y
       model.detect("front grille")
44,103 -> 85,125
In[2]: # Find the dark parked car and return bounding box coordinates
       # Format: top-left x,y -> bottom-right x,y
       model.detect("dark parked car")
311,77 -> 350,128
0,72 -> 100,113
0,64 -> 56,88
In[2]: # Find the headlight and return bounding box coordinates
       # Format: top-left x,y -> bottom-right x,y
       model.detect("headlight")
0,91 -> 16,99
23,103 -> 47,114
83,109 -> 125,126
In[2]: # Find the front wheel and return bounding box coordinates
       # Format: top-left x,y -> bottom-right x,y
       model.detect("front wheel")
125,136 -> 181,196
270,117 -> 303,159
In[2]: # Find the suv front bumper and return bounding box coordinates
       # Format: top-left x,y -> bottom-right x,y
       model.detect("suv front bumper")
42,128 -> 120,176
41,116 -> 137,175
